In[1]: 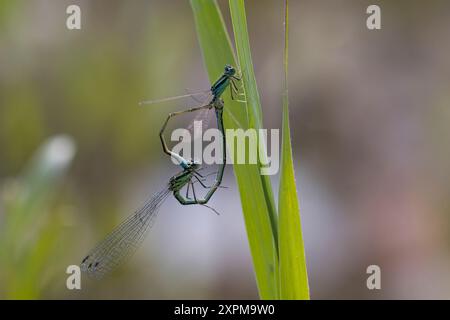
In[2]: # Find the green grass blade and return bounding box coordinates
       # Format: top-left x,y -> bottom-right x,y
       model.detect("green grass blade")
278,0 -> 310,299
191,0 -> 278,299
228,0 -> 279,254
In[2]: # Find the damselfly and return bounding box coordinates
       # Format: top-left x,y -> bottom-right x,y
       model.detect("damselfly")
81,159 -> 218,278
141,65 -> 245,204
140,64 -> 245,146
81,67 -> 243,278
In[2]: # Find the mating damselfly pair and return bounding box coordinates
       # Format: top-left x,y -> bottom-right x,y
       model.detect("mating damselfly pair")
81,65 -> 245,278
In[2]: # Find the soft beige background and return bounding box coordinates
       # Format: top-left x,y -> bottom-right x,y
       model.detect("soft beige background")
0,0 -> 449,299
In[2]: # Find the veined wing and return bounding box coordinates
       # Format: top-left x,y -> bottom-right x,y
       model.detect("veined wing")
81,187 -> 171,278
140,89 -> 215,145
139,89 -> 211,106
182,89 -> 214,132
187,105 -> 214,138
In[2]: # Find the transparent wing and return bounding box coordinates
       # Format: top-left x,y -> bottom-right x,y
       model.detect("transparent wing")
81,187 -> 171,279
184,88 -> 213,105
187,90 -> 246,130
187,106 -> 213,138
140,89 -> 215,150
139,89 -> 211,106
186,90 -> 214,134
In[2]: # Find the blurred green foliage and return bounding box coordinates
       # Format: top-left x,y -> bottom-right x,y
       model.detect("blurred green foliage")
0,135 -> 75,299
0,1 -> 199,298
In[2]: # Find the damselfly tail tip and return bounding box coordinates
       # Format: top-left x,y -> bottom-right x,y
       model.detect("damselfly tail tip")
80,258 -> 105,279
80,255 -> 89,271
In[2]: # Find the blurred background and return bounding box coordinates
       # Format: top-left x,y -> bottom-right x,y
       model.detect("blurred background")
0,0 -> 449,299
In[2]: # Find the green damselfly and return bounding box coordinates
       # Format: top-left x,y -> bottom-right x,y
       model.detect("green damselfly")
81,66 -> 243,278
81,158 -> 216,278
142,65 -> 245,204
140,64 -> 245,146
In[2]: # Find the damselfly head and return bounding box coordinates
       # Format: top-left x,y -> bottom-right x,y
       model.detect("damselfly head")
224,64 -> 236,76
186,159 -> 201,171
